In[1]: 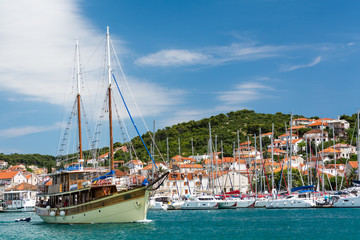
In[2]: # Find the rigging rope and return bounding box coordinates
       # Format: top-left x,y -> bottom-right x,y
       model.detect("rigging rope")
110,39 -> 166,164
112,73 -> 158,169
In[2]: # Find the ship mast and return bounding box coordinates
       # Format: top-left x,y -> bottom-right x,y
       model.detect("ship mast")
76,39 -> 83,161
107,26 -> 114,171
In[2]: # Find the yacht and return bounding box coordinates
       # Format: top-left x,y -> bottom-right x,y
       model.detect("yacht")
332,182 -> 360,208
149,195 -> 172,211
266,186 -> 316,209
181,195 -> 219,210
1,190 -> 35,212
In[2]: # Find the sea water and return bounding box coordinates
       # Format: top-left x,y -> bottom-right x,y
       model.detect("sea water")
1,209 -> 359,240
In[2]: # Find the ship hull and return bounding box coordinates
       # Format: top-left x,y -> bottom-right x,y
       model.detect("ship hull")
266,198 -> 315,208
36,187 -> 150,224
333,196 -> 360,208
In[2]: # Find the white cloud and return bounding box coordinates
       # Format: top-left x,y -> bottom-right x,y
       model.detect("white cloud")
135,49 -> 211,66
281,56 -> 322,72
0,0 -> 183,119
0,123 -> 61,139
135,43 -> 286,67
0,0 -> 103,105
217,82 -> 275,105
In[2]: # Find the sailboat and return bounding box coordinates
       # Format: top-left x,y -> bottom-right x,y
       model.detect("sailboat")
333,110 -> 360,208
35,27 -> 168,223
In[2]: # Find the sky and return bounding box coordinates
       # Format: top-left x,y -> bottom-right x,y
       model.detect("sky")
1,0 -> 360,155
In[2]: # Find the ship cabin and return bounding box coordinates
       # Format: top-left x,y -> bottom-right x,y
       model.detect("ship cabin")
36,170 -> 117,209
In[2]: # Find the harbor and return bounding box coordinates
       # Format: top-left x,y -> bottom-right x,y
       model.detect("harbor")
1,208 -> 359,240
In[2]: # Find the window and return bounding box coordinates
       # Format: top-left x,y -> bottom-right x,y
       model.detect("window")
184,182 -> 188,186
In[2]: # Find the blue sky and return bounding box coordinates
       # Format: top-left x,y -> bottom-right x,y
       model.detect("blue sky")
0,0 -> 360,155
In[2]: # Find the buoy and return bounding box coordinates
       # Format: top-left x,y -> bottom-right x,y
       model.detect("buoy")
50,211 -> 56,217
60,211 -> 66,216
46,205 -> 51,210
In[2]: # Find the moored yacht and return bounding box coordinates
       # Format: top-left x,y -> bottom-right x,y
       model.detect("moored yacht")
266,186 -> 316,209
332,182 -> 360,208
149,195 -> 172,211
181,195 -> 219,210
1,189 -> 36,212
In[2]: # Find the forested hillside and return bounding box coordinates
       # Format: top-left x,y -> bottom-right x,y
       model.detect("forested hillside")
1,109 -> 358,167
130,110 -> 305,162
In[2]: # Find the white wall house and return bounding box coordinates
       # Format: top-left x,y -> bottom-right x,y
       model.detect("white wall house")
25,173 -> 40,185
0,161 -> 8,169
292,118 -> 313,126
125,160 -> 144,175
329,143 -> 356,159
303,129 -> 329,146
278,133 -> 299,141
278,139 -> 305,155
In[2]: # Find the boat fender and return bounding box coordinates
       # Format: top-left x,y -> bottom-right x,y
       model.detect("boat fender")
60,211 -> 66,216
50,211 -> 56,217
134,201 -> 141,208
46,205 -> 51,210
104,188 -> 110,196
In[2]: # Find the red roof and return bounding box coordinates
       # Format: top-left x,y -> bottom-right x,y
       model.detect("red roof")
114,169 -> 127,177
0,171 -> 20,180
261,132 -> 273,136
6,182 -> 37,191
279,133 -> 298,138
294,118 -> 310,121
309,121 -> 328,127
348,161 -> 358,169
240,141 -> 251,146
266,148 -> 285,154
180,164 -> 203,169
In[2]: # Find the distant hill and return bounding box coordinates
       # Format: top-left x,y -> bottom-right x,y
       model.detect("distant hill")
0,153 -> 55,168
1,109 -> 357,167
130,109 -> 306,161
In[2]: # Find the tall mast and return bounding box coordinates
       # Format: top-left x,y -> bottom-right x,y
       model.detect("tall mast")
289,114 -> 293,191
191,138 -> 194,156
259,128 -> 264,193
333,126 -> 337,191
237,130 -> 241,194
357,110 -> 360,180
321,119 -> 325,191
209,123 -> 214,194
285,122 -> 290,193
107,26 -> 114,171
166,137 -> 169,162
76,39 -> 83,160
247,137 -> 252,194
254,134 -> 257,197
152,120 -> 155,179
178,138 -> 182,196
271,123 -> 274,190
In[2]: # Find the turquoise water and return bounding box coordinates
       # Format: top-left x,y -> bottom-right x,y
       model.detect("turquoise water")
1,209 -> 359,239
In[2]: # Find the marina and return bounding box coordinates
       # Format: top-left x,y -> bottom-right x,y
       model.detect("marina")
1,208 -> 360,239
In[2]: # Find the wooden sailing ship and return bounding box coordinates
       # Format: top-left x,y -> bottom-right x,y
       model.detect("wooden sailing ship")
35,27 -> 168,223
